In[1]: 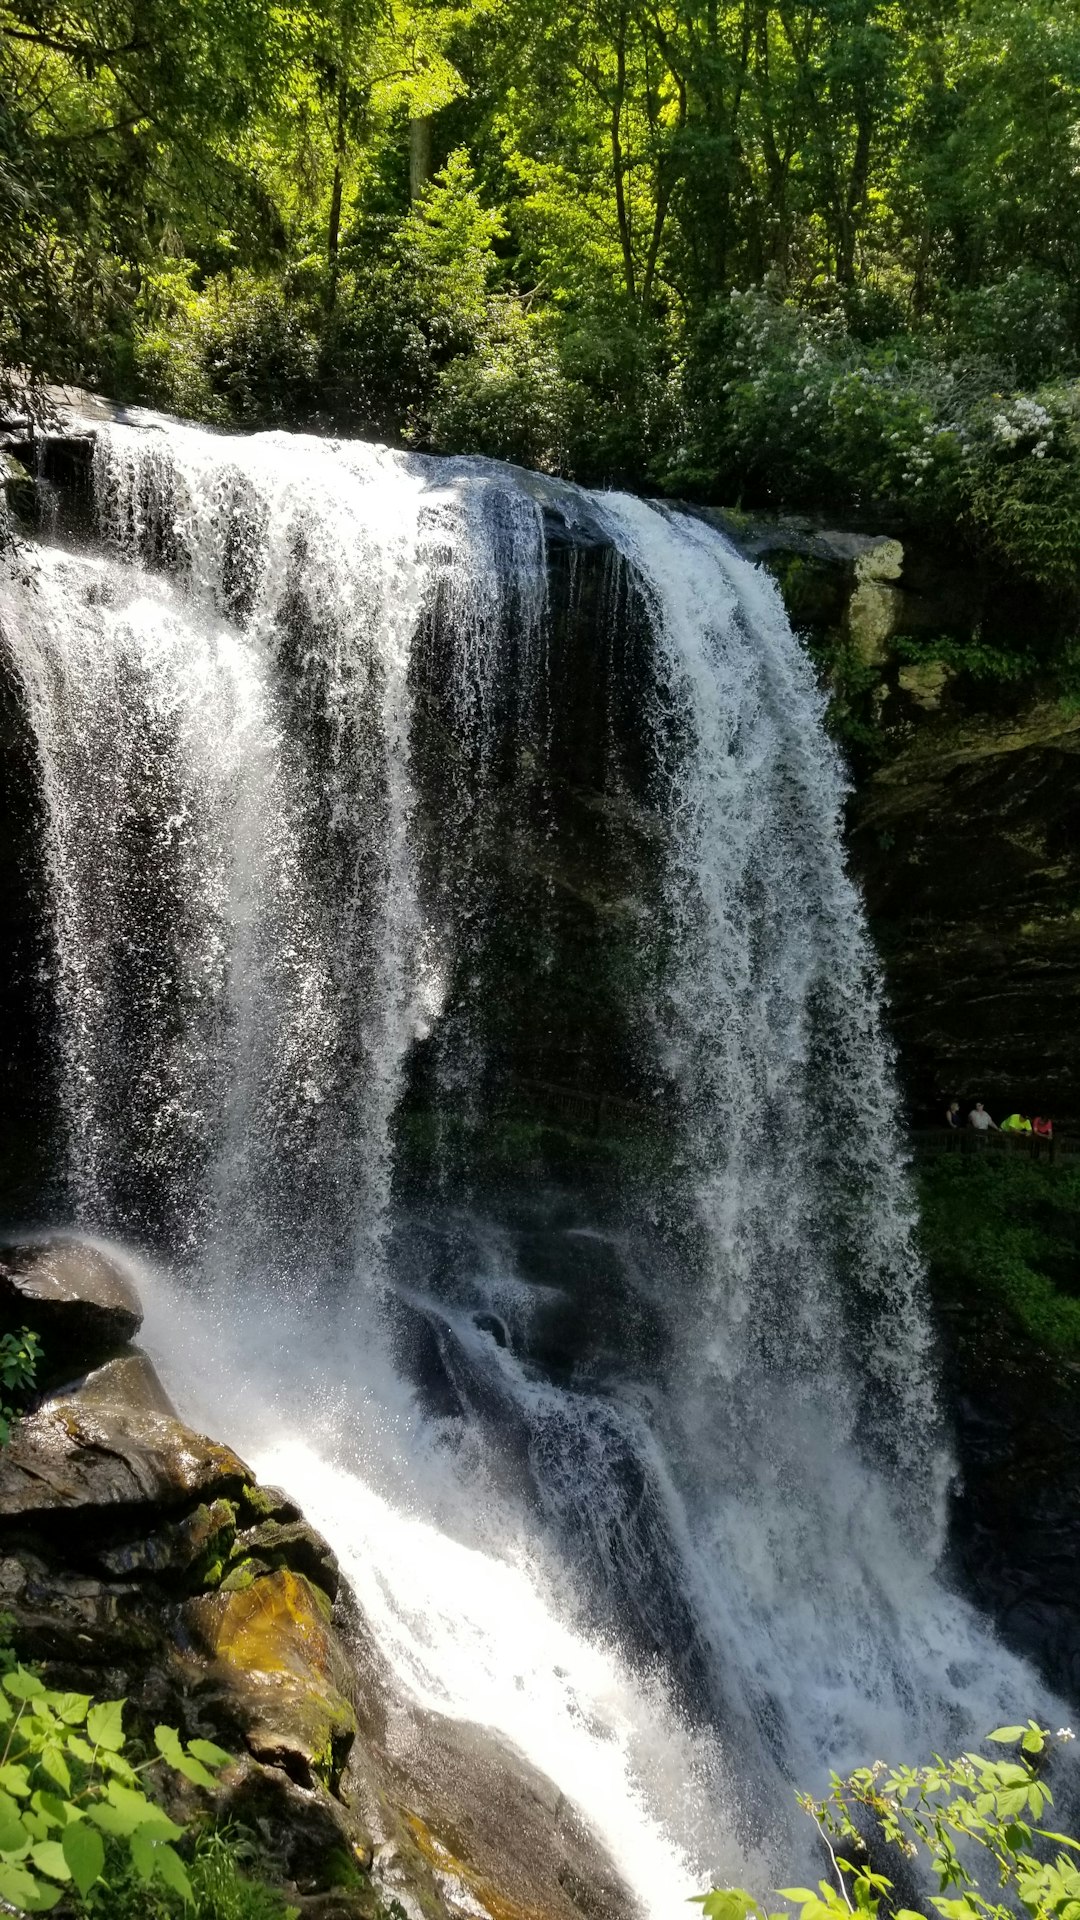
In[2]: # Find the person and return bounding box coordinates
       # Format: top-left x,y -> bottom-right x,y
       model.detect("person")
945,1100 -> 962,1128
967,1101 -> 998,1132
1001,1112 -> 1032,1134
1032,1114 -> 1054,1160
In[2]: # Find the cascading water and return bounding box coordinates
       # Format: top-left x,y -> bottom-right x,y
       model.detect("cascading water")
0,415 -> 1059,1918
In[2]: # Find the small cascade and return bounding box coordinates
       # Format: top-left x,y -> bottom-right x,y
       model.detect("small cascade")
0,415 -> 1059,1917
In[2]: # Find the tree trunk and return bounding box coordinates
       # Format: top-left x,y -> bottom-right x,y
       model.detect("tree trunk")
611,11 -> 636,303
409,115 -> 433,202
325,73 -> 349,311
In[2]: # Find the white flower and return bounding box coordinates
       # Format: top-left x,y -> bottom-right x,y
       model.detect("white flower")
1057,1727 -> 1075,1741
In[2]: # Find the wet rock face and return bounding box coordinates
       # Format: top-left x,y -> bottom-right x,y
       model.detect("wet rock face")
0,1236 -> 635,1920
0,1238 -> 143,1365
849,707 -> 1080,1125
0,1249 -> 367,1893
0,1378 -> 250,1520
936,1284 -> 1080,1699
185,1569 -> 357,1790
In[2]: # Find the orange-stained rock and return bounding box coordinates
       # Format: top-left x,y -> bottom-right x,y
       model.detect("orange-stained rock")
184,1568 -> 357,1790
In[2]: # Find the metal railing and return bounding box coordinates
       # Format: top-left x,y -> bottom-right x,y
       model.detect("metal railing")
912,1126 -> 1073,1163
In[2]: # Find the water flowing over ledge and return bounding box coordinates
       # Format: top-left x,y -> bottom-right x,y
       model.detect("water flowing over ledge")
0,415 -> 1058,1916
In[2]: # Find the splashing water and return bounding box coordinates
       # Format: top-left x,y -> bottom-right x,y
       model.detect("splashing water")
0,415 -> 1061,1917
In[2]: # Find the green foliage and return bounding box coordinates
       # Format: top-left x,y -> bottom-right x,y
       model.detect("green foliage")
185,1826 -> 300,1920
0,1331 -> 40,1448
701,1724 -> 1080,1920
918,1156 -> 1080,1355
0,1661 -> 234,1911
5,0 -> 1080,603
73,1824 -> 299,1919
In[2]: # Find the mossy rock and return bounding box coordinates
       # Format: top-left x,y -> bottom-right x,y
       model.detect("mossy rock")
97,1495 -> 239,1587
236,1516 -> 340,1601
184,1568 -> 357,1790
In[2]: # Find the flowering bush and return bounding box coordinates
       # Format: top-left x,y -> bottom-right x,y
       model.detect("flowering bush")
669,289 -> 1080,605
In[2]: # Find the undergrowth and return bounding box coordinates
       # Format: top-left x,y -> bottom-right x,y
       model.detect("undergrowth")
918,1154 -> 1080,1352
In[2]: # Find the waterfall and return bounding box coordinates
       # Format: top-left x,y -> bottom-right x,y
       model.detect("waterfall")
0,417 -> 1054,1917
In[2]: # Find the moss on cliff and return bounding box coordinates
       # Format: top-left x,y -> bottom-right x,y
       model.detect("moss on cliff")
919,1153 -> 1080,1353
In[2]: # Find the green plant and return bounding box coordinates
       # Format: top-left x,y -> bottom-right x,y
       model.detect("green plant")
185,1826 -> 299,1920
699,1723 -> 1079,1920
918,1156 -> 1080,1354
0,1331 -> 41,1447
71,1824 -> 299,1920
0,1663 -> 232,1911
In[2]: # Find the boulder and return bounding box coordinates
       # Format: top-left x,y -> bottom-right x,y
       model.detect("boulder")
235,1516 -> 340,1602
184,1569 -> 358,1791
96,1494 -> 240,1586
0,450 -> 34,522
0,1391 -> 250,1524
64,1348 -> 177,1416
0,1238 -> 142,1362
220,1759 -> 371,1894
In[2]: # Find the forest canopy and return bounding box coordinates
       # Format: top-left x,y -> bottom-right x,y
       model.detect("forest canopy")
3,0 -> 1080,593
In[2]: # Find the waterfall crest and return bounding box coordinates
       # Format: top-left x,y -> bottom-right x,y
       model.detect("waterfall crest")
0,418 -> 1053,1916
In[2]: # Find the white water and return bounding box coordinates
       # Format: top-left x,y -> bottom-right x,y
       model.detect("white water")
0,418 -> 1059,1916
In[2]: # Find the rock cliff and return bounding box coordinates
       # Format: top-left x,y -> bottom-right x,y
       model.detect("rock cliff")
715,506 -> 1080,1129
0,1239 -> 632,1920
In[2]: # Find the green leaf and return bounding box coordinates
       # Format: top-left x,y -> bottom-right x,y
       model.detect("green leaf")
29,1840 -> 70,1882
86,1699 -> 126,1751
3,1668 -> 45,1702
38,1745 -> 70,1795
152,1840 -> 193,1902
1022,1731 -> 1045,1755
0,1860 -> 51,1910
29,1792 -> 66,1830
62,1819 -> 104,1897
154,1724 -> 185,1768
0,1788 -> 26,1851
177,1752 -> 219,1789
105,1782 -> 182,1838
154,1726 -> 219,1789
778,1893 -> 817,1905
187,1736 -> 232,1768
129,1827 -> 158,1884
987,1727 -> 1027,1743
54,1694 -> 90,1727
65,1737 -> 95,1767
83,1803 -> 134,1839
698,1893 -> 758,1920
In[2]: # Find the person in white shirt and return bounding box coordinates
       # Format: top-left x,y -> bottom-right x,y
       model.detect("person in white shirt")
967,1101 -> 998,1131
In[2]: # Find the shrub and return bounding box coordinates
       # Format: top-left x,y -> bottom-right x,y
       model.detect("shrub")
0,1331 -> 39,1446
704,1722 -> 1079,1920
135,269 -> 321,428
943,272 -> 1075,389
666,286 -> 1080,615
918,1156 -> 1080,1354
0,1661 -> 237,1912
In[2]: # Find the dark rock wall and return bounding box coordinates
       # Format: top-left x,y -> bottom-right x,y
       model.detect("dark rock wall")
0,650 -> 57,1222
851,708 -> 1080,1127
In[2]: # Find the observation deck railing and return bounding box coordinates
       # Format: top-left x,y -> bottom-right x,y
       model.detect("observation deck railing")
912,1126 -> 1075,1163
